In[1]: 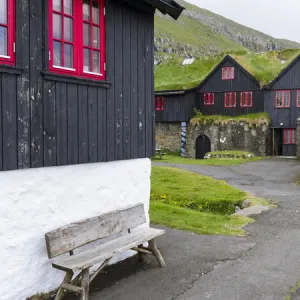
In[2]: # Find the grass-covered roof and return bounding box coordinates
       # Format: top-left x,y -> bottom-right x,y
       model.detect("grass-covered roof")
154,49 -> 300,92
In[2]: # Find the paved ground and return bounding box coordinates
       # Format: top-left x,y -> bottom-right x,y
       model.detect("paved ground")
71,158 -> 300,300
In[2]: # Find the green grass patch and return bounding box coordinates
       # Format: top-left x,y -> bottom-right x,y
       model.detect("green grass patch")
190,111 -> 270,128
207,150 -> 254,156
150,202 -> 254,236
151,166 -> 247,214
285,279 -> 300,300
152,154 -> 263,166
155,50 -> 300,91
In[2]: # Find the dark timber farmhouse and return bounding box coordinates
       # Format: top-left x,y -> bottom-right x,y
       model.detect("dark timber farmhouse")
155,54 -> 300,158
265,55 -> 300,156
0,1 -> 184,300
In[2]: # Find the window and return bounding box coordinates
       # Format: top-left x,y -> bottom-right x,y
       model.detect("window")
0,0 -> 15,65
284,129 -> 296,144
49,0 -> 106,79
275,90 -> 290,108
240,92 -> 253,107
224,92 -> 236,108
155,96 -> 164,111
204,93 -> 214,105
222,67 -> 234,80
297,90 -> 300,107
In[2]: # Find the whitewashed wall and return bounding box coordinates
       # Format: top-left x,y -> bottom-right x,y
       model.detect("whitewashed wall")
0,158 -> 151,300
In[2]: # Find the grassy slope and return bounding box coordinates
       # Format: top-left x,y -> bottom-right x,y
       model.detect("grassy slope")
155,49 -> 300,91
151,166 -> 246,214
150,166 -> 253,236
155,0 -> 300,57
151,202 -> 253,236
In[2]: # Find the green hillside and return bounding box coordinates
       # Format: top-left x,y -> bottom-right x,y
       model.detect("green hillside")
154,0 -> 300,59
155,49 -> 300,91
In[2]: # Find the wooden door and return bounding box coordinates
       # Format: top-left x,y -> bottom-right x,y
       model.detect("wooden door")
196,135 -> 211,159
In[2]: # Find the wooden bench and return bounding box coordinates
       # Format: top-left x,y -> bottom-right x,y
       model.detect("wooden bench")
45,203 -> 166,300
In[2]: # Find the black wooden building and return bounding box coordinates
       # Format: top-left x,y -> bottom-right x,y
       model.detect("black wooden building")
264,55 -> 300,156
155,55 -> 265,123
0,0 -> 184,171
155,89 -> 195,122
195,55 -> 264,116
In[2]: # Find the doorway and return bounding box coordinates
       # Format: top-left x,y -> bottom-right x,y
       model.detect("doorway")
196,135 -> 211,159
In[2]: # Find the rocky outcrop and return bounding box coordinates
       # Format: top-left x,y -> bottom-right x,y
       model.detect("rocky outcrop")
154,1 -> 300,61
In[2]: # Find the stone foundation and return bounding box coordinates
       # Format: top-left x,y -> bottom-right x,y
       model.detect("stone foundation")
155,122 -> 182,153
186,122 -> 269,158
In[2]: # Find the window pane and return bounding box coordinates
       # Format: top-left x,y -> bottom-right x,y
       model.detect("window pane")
64,17 -> 73,42
64,43 -> 73,68
84,48 -> 90,72
53,41 -> 62,66
53,14 -> 62,39
83,23 -> 90,46
92,51 -> 100,73
0,0 -> 7,24
0,26 -> 7,56
92,26 -> 100,48
284,92 -> 289,106
83,0 -> 90,21
64,0 -> 73,15
92,0 -> 100,24
53,0 -> 62,12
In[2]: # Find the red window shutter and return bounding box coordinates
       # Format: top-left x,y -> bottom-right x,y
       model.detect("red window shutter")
0,0 -> 15,66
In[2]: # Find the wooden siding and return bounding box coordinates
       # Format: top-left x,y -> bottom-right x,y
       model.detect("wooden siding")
196,91 -> 264,116
155,92 -> 195,122
283,145 -> 297,156
0,0 -> 155,171
197,58 -> 260,93
264,90 -> 300,128
271,58 -> 300,90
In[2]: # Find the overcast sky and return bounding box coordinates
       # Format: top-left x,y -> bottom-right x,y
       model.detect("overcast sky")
186,0 -> 300,43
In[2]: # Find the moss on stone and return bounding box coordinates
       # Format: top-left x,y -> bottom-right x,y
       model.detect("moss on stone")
190,111 -> 270,128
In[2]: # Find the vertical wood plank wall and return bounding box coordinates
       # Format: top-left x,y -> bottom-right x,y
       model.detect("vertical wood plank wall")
0,0 -> 155,171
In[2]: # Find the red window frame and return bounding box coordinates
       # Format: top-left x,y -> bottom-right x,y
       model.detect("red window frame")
222,67 -> 234,80
275,90 -> 290,108
0,0 -> 15,65
224,92 -> 236,108
297,90 -> 300,108
155,96 -> 165,111
283,129 -> 296,145
204,93 -> 214,106
48,0 -> 106,80
240,92 -> 253,107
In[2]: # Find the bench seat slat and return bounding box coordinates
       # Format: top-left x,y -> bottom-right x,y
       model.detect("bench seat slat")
52,227 -> 165,273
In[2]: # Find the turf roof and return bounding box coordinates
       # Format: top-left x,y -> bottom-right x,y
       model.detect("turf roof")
154,49 -> 300,92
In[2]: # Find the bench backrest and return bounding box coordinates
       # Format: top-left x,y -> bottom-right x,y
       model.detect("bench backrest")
45,203 -> 146,258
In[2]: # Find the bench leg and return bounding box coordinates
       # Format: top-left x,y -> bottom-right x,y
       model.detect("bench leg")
149,239 -> 166,268
137,244 -> 145,262
55,271 -> 73,300
81,268 -> 90,300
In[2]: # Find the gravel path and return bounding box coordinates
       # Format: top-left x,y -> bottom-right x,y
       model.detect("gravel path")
78,158 -> 300,300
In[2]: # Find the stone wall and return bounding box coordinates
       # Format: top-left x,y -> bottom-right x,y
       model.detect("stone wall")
155,122 -> 182,153
186,122 -> 269,158
297,118 -> 300,159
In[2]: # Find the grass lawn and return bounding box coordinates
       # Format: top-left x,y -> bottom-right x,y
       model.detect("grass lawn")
150,202 -> 253,236
152,154 -> 264,166
150,166 -> 254,235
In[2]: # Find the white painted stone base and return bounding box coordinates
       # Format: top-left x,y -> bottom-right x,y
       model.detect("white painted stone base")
0,158 -> 151,300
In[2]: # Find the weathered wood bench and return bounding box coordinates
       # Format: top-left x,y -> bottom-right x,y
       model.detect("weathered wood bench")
45,203 -> 165,300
